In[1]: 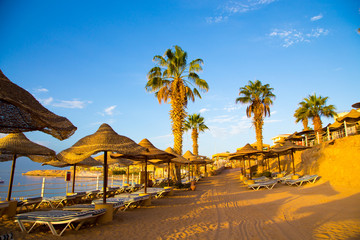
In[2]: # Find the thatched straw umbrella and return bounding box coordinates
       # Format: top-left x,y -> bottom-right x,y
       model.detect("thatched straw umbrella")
41,156 -> 101,193
0,133 -> 55,201
111,138 -> 176,193
164,147 -> 189,186
271,141 -> 309,175
0,69 -> 76,140
228,144 -> 261,179
94,152 -> 135,186
183,150 -> 206,179
57,123 -> 146,204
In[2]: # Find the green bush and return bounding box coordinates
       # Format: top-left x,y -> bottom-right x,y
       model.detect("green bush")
112,170 -> 126,175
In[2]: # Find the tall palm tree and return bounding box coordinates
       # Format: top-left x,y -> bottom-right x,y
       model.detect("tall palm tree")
184,113 -> 209,156
297,93 -> 336,135
146,45 -> 209,181
294,101 -> 310,131
236,80 -> 275,172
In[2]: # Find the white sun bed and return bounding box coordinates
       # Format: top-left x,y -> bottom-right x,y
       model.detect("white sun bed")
15,209 -> 106,236
248,179 -> 278,190
284,175 -> 320,186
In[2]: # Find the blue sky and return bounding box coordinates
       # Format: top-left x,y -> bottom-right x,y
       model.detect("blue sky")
0,0 -> 359,172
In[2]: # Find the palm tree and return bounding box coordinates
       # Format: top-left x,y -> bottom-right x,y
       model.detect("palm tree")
294,101 -> 310,131
184,113 -> 209,156
297,93 -> 336,135
146,45 -> 209,182
236,80 -> 275,152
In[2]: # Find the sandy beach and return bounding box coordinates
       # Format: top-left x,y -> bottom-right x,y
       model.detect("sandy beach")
1,168 -> 360,240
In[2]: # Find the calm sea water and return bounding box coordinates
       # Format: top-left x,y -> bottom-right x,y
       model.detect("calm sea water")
0,170 -> 130,200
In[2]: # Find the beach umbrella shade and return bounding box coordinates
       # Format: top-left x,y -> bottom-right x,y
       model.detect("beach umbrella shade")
164,147 -> 189,186
228,143 -> 261,179
336,109 -> 360,124
183,150 -> 206,178
0,132 -> 55,200
111,138 -> 177,192
0,69 -> 76,140
95,152 -> 135,185
351,102 -> 360,109
271,141 -> 309,175
57,123 -> 146,203
41,156 -> 101,193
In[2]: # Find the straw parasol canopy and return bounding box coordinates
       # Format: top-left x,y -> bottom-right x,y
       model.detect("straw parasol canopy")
0,132 -> 55,200
164,147 -> 189,164
0,69 -> 77,140
336,109 -> 360,123
42,156 -> 101,168
271,141 -> 309,175
183,150 -> 206,164
352,102 -> 360,109
57,123 -> 146,204
228,143 -> 261,179
111,138 -> 177,190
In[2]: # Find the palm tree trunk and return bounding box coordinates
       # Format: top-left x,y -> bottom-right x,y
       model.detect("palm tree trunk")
313,115 -> 323,142
192,129 -> 200,175
170,78 -> 186,183
254,109 -> 264,172
302,118 -> 309,131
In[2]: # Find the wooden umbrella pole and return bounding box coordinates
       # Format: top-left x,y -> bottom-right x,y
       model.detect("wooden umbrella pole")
127,165 -> 130,184
144,157 -> 148,194
291,150 -> 296,175
277,154 -> 281,172
72,163 -> 77,193
103,150 -> 108,204
248,156 -> 252,180
167,162 -> 170,187
7,154 -> 17,201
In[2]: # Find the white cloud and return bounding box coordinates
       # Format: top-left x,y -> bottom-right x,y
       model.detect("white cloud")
104,105 -> 117,116
53,100 -> 91,109
35,88 -> 49,93
206,0 -> 276,24
208,115 -> 236,123
39,97 -> 53,106
152,134 -> 172,140
199,108 -> 209,113
311,14 -> 323,21
269,28 -> 329,47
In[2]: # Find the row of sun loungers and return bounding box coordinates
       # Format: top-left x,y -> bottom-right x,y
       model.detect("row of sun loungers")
244,174 -> 320,191
10,187 -> 173,236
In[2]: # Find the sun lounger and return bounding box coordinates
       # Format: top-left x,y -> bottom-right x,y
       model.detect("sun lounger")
17,197 -> 43,212
38,194 -> 77,209
284,175 -> 320,186
63,201 -> 124,214
15,209 -> 106,236
248,179 -> 278,190
94,194 -> 148,211
85,190 -> 100,201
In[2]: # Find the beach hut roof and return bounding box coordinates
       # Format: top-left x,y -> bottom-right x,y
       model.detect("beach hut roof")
352,102 -> 360,109
0,69 -> 76,140
164,147 -> 190,164
0,133 -> 55,161
183,150 -> 206,164
228,143 -> 261,160
58,123 -> 146,164
271,141 -> 308,154
336,109 -> 360,123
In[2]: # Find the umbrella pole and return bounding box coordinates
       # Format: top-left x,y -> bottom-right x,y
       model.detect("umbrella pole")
127,165 -> 130,184
248,156 -> 252,180
277,154 -> 281,172
103,151 -> 108,204
72,164 -> 77,193
144,157 -> 148,194
167,162 -> 170,187
291,150 -> 296,175
6,154 -> 17,201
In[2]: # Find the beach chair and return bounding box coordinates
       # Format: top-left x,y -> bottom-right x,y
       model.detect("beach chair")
15,209 -> 106,236
95,195 -> 148,211
284,175 -> 320,186
63,201 -> 124,215
17,197 -> 43,212
247,179 -> 278,190
85,190 -> 100,201
38,194 -> 77,209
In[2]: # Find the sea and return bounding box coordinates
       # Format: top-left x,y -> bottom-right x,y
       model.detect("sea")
0,170 -> 131,200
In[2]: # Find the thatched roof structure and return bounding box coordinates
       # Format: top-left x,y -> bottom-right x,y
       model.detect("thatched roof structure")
0,69 -> 77,140
183,150 -> 206,164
